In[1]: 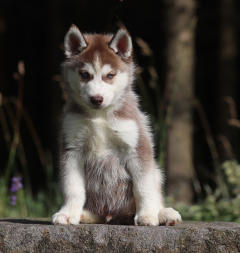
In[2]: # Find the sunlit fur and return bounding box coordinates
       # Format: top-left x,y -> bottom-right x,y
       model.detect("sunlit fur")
52,25 -> 182,226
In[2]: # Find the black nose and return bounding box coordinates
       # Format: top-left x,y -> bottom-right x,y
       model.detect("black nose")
90,95 -> 103,106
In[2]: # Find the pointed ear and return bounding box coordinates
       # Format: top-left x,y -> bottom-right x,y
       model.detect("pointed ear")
109,29 -> 132,59
64,24 -> 87,57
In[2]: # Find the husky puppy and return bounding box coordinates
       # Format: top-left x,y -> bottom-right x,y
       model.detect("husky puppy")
52,25 -> 182,226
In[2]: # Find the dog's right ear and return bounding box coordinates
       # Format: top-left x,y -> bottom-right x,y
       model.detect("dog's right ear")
64,24 -> 87,57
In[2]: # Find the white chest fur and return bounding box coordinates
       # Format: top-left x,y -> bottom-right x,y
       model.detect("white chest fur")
62,113 -> 139,157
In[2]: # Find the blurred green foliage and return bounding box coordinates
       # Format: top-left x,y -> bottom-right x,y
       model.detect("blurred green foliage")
0,177 -> 62,218
0,152 -> 62,218
169,160 -> 240,222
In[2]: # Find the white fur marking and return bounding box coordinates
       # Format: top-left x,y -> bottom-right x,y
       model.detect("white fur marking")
101,64 -> 112,75
111,119 -> 138,149
81,63 -> 95,75
94,54 -> 102,74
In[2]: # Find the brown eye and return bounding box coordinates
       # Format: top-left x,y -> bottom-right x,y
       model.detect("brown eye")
79,71 -> 90,80
106,72 -> 116,79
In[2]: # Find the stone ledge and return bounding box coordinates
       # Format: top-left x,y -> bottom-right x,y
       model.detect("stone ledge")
0,219 -> 240,252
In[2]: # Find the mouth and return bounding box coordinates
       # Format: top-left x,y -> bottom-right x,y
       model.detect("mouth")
91,104 -> 102,109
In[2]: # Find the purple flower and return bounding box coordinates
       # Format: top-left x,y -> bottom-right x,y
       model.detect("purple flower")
9,177 -> 23,206
10,177 -> 23,193
11,195 -> 17,206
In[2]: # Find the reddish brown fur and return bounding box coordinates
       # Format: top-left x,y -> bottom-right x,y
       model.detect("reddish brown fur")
114,91 -> 155,170
65,34 -> 130,73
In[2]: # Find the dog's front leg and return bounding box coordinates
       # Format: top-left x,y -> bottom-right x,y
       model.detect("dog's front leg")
128,157 -> 182,226
128,158 -> 163,226
52,150 -> 85,225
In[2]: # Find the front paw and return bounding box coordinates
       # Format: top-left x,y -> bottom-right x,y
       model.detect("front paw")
134,213 -> 159,226
52,211 -> 80,225
158,207 -> 182,226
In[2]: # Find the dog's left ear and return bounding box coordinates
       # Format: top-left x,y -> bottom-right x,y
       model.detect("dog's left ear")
109,29 -> 132,59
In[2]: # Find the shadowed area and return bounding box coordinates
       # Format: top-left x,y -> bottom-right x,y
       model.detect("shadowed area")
0,218 -> 52,225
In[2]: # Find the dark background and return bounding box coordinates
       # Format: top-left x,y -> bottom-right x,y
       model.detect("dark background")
0,0 -> 240,207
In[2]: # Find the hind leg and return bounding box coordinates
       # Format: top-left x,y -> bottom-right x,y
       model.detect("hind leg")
80,209 -> 104,224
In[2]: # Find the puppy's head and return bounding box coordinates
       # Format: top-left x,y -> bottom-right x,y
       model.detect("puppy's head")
62,25 -> 135,111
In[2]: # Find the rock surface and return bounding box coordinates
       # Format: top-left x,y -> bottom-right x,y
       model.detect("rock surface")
0,219 -> 240,252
